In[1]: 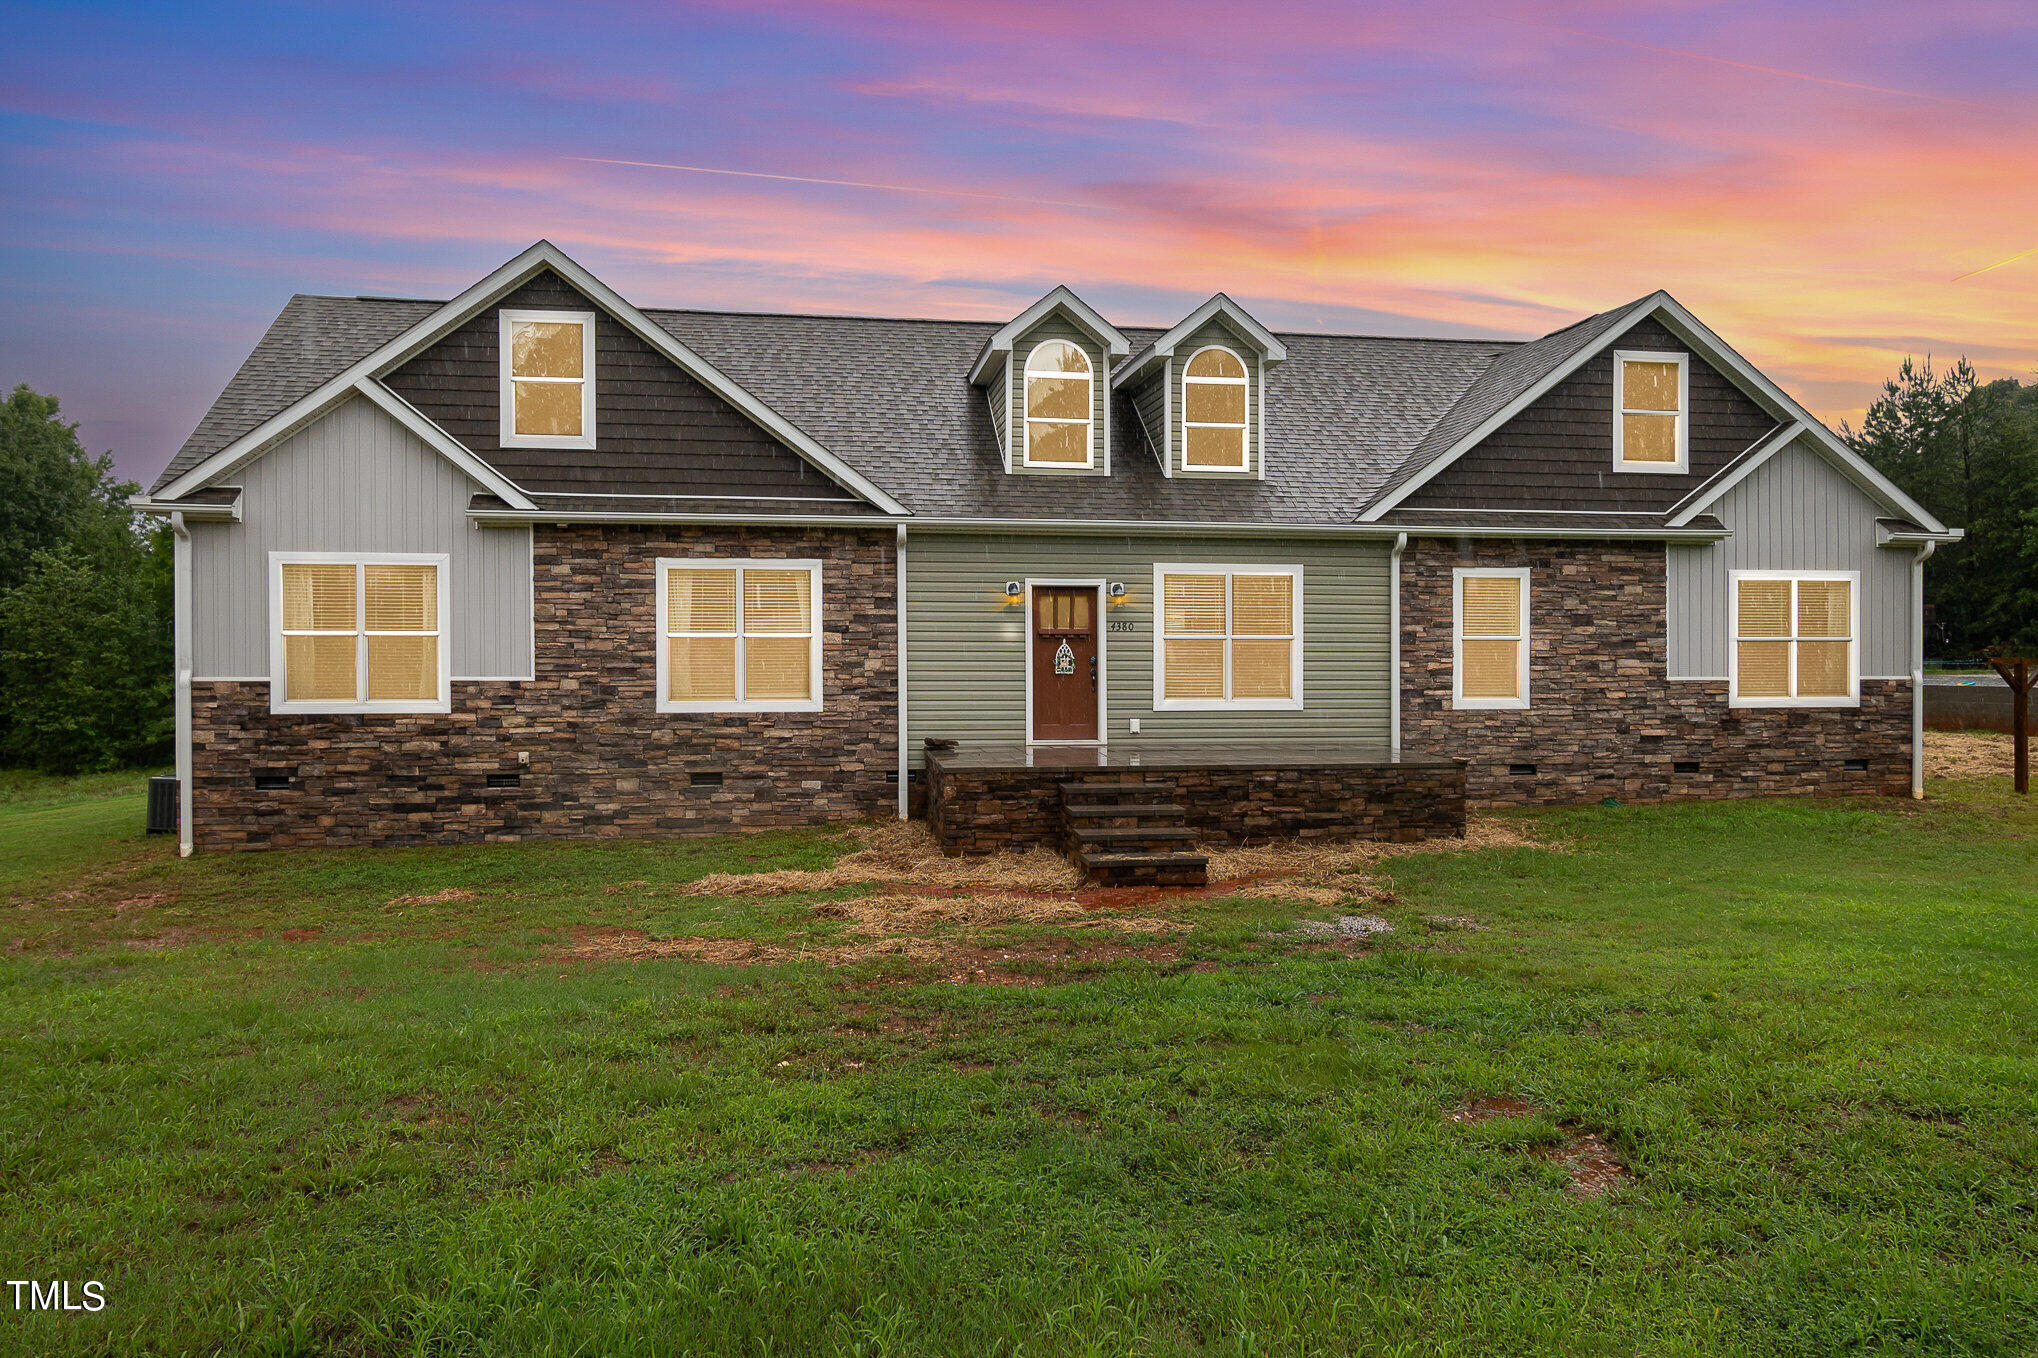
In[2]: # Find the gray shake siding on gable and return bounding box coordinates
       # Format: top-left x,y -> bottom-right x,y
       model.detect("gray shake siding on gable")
904,531 -> 1392,755
187,396 -> 533,680
1666,438 -> 1918,680
1405,317 -> 1778,513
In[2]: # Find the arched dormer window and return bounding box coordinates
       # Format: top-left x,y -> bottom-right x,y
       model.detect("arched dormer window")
1182,345 -> 1249,471
1024,340 -> 1094,468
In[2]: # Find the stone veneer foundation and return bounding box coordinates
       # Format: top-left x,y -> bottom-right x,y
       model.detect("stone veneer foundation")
189,525 -> 896,850
1399,537 -> 1913,807
925,752 -> 1468,855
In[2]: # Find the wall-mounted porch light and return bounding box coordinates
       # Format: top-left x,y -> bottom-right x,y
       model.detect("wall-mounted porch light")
1003,581 -> 1024,605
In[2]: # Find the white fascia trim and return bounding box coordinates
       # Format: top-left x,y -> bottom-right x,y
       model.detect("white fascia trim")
354,379 -> 539,510
1641,300 -> 1946,533
159,240 -> 907,517
1112,293 -> 1287,389
1664,422 -> 1803,525
1611,349 -> 1690,474
1359,293 -> 1667,521
158,240 -> 571,501
966,285 -> 1129,386
1878,525 -> 1966,548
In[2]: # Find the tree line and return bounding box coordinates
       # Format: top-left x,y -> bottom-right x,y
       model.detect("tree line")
1846,358 -> 2038,657
0,386 -> 172,773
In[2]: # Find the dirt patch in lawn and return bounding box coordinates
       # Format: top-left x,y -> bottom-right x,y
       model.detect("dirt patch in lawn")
386,888 -> 478,906
1924,731 -> 2015,780
1447,1096 -> 1630,1198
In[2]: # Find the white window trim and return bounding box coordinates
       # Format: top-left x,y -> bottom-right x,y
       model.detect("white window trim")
499,308 -> 597,451
1020,339 -> 1095,470
656,558 -> 824,714
1728,569 -> 1860,709
1612,348 -> 1688,474
1451,567 -> 1530,711
1180,344 -> 1250,473
1151,563 -> 1304,712
267,552 -> 451,715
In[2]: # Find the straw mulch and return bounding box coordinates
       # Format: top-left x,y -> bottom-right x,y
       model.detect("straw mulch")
1203,816 -> 1548,906
684,820 -> 1079,897
1923,731 -> 2015,780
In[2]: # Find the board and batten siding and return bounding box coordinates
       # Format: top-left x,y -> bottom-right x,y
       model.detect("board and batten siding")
1667,436 -> 1914,680
905,531 -> 1392,754
187,394 -> 534,680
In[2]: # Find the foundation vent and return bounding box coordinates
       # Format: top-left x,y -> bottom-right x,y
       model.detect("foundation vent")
1673,761 -> 1701,774
486,772 -> 520,788
690,771 -> 724,788
1508,763 -> 1537,777
252,770 -> 293,791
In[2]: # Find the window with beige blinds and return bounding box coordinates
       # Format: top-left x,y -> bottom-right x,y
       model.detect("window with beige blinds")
1181,346 -> 1249,471
1153,566 -> 1301,709
1614,350 -> 1687,472
272,555 -> 446,712
500,309 -> 595,449
658,559 -> 822,712
1731,573 -> 1856,706
1022,339 -> 1094,467
1452,569 -> 1529,709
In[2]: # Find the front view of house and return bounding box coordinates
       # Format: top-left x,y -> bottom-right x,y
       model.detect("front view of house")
134,242 -> 1959,855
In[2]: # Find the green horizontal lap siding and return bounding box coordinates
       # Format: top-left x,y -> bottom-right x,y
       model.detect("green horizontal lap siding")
906,531 -> 1391,754
1008,316 -> 1109,476
1127,369 -> 1168,467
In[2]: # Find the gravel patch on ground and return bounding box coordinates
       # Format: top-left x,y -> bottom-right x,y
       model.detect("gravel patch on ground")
1272,915 -> 1395,939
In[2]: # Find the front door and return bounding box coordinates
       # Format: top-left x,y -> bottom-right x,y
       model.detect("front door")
1031,586 -> 1100,741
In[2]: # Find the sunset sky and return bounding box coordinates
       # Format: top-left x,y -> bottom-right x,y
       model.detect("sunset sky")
2,0 -> 2034,485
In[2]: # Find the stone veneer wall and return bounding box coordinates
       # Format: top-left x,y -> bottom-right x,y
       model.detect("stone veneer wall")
190,525 -> 895,850
926,759 -> 1467,855
1399,537 -> 1913,807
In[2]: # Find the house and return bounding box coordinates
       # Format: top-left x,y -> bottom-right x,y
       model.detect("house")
134,241 -> 1960,859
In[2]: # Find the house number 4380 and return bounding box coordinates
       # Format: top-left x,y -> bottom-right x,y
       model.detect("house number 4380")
1106,620 -> 1135,633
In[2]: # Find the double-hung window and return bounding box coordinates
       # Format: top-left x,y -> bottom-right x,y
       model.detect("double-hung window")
500,308 -> 596,449
1181,346 -> 1249,471
1452,568 -> 1529,710
269,553 -> 449,714
1153,565 -> 1302,710
1730,571 -> 1857,707
1022,339 -> 1094,468
657,559 -> 823,713
1613,349 -> 1687,472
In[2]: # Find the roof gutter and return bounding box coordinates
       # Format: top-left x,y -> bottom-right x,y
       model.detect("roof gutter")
129,493 -> 242,523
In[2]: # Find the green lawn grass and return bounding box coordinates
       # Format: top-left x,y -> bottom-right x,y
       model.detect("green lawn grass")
0,769 -> 2033,1356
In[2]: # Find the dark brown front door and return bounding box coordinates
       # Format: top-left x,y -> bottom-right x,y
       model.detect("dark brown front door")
1031,587 -> 1099,741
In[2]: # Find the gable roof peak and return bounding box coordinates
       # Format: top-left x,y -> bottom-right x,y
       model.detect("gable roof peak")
967,284 -> 1129,386
1112,292 -> 1287,388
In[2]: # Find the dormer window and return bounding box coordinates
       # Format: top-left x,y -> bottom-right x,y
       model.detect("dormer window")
1023,340 -> 1094,468
1182,346 -> 1249,471
500,309 -> 596,450
1613,349 -> 1686,472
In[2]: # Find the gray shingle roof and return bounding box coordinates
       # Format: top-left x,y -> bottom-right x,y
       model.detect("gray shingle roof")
1358,297 -> 1653,514
152,295 -> 438,492
156,287 -> 1673,530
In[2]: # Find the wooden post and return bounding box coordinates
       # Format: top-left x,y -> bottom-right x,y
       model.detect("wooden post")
1986,655 -> 2034,795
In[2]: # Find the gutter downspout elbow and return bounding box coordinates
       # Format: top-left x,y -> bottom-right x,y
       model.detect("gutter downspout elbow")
170,512 -> 195,856
1911,540 -> 1936,800
896,523 -> 909,819
1389,533 -> 1408,756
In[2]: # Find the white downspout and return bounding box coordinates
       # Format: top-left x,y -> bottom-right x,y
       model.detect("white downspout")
896,523 -> 909,819
1389,532 -> 1408,756
1911,540 -> 1936,800
170,511 -> 194,856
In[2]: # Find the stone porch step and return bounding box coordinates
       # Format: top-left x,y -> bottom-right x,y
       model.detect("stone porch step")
1069,824 -> 1200,852
1058,780 -> 1176,799
1061,801 -> 1186,821
1076,849 -> 1211,888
